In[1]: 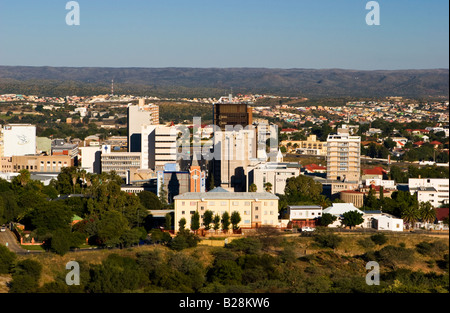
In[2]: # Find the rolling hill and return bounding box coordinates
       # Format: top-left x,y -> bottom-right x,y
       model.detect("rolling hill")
0,66 -> 448,98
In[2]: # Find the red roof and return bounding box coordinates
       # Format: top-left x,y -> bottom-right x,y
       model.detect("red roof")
281,128 -> 298,132
363,167 -> 387,175
304,163 -> 326,172
414,141 -> 425,146
434,208 -> 449,221
429,141 -> 443,145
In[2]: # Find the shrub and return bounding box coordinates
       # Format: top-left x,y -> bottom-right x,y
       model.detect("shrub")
357,237 -> 376,249
226,237 -> 263,254
0,245 -> 16,274
416,241 -> 449,257
314,232 -> 342,249
169,230 -> 200,251
370,233 -> 388,245
376,245 -> 415,269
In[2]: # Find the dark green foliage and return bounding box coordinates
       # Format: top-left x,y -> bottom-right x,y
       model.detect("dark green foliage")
0,245 -> 16,274
149,229 -> 172,245
138,191 -> 161,211
202,210 -> 213,230
416,241 -> 449,257
169,229 -> 200,251
370,245 -> 416,269
230,211 -> 241,230
226,237 -> 263,254
190,211 -> 200,231
314,232 -> 343,249
87,254 -> 142,293
9,259 -> 42,293
341,210 -> 364,229
208,259 -> 243,285
178,217 -> 186,231
371,233 -> 388,246
381,268 -> 449,293
221,212 -> 230,231
283,175 -> 323,205
317,213 -> 337,227
357,237 -> 376,249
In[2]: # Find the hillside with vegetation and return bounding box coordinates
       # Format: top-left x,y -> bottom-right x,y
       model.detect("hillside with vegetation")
0,66 -> 448,98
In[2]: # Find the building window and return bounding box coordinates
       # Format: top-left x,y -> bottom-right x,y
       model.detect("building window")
221,201 -> 227,206
232,201 -> 239,206
181,211 -> 185,215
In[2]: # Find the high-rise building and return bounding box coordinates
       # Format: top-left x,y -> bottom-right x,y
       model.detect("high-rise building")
141,125 -> 178,171
127,100 -> 159,152
326,126 -> 361,182
214,129 -> 257,191
213,95 -> 253,130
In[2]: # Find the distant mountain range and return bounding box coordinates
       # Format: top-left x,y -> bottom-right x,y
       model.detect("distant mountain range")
0,66 -> 448,98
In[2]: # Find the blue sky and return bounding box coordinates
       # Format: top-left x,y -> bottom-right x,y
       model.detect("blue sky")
0,0 -> 448,69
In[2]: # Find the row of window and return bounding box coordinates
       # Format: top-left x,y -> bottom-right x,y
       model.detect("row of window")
181,210 -> 275,217
181,201 -> 275,207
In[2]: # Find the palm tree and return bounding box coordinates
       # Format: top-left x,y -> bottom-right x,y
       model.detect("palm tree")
264,182 -> 273,193
419,202 -> 436,229
317,195 -> 331,209
401,205 -> 420,230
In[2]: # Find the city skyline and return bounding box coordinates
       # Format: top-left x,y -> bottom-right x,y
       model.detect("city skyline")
0,0 -> 448,70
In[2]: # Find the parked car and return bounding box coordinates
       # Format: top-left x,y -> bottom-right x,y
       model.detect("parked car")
301,226 -> 315,232
0,226 -> 6,232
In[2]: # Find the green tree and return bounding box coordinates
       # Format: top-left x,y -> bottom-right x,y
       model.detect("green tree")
158,183 -> 168,208
230,211 -> 241,231
264,182 -> 273,193
221,212 -> 231,232
401,204 -> 420,230
191,211 -> 200,232
138,191 -> 161,210
419,202 -> 436,226
164,213 -> 172,231
169,229 -> 201,251
9,259 -> 42,293
213,214 -> 221,232
284,175 -> 323,204
317,213 -> 337,227
249,184 -> 257,192
0,245 -> 16,274
178,217 -> 187,231
341,210 -> 364,229
203,210 -> 213,230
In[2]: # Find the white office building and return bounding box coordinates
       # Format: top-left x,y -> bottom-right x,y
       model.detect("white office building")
141,125 -> 178,171
409,178 -> 449,207
246,162 -> 301,194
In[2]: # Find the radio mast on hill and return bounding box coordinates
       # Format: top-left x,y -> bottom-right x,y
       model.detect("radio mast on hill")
111,79 -> 114,96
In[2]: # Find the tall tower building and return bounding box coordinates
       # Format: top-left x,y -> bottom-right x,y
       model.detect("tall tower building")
326,126 -> 361,182
141,125 -> 177,171
213,95 -> 253,130
127,100 -> 159,152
